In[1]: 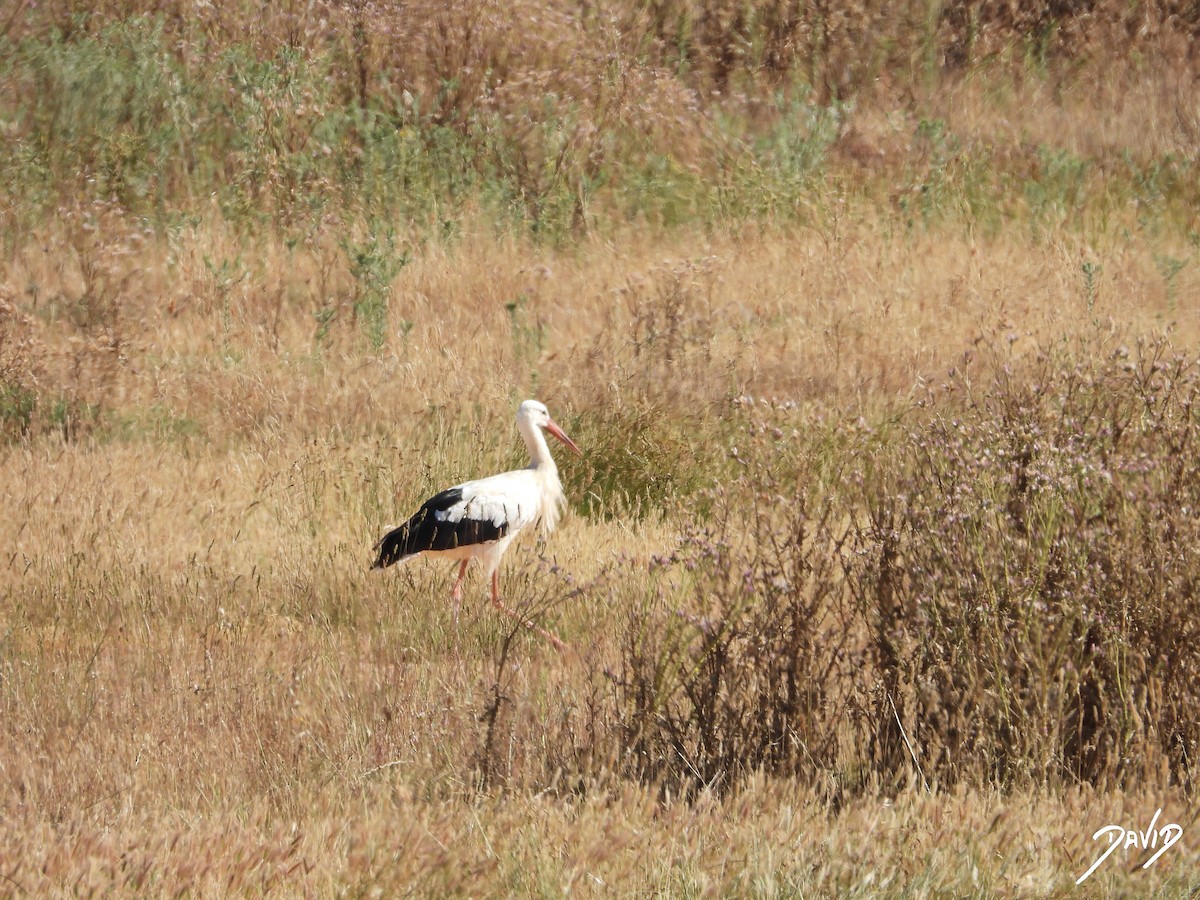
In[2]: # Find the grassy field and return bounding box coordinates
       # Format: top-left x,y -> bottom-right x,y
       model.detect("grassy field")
2,1 -> 1200,895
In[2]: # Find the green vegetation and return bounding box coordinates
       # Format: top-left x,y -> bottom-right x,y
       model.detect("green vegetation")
2,1 -> 1199,243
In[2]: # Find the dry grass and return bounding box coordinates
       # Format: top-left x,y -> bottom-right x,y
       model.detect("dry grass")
6,217 -> 1200,425
3,221 -> 1200,892
2,777 -> 1195,894
2,2 -> 1200,894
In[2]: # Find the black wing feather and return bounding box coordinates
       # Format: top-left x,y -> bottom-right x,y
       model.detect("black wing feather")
372,487 -> 509,568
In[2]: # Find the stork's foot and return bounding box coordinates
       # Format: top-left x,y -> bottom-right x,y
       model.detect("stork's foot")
544,631 -> 570,654
490,572 -> 570,653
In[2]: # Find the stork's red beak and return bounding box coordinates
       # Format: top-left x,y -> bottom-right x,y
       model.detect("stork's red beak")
546,419 -> 582,456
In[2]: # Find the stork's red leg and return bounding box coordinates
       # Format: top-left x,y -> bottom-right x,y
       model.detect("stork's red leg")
489,571 -> 569,652
450,559 -> 469,626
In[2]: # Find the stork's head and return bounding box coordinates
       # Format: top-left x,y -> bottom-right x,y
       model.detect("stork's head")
518,399 -> 582,455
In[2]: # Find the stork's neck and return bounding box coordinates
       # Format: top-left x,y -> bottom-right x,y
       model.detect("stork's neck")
520,420 -> 557,471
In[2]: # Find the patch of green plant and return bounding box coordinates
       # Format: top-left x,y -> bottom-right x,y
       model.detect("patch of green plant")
312,305 -> 337,349
47,395 -> 102,442
6,18 -> 186,215
754,95 -> 842,182
894,117 -> 956,228
341,221 -> 410,352
1153,252 -> 1189,316
0,382 -> 36,440
347,107 -> 473,222
103,405 -> 204,444
621,154 -> 712,229
504,295 -> 546,390
561,401 -> 731,521
705,95 -> 842,223
464,102 -> 596,242
1024,145 -> 1087,234
1081,260 -> 1101,312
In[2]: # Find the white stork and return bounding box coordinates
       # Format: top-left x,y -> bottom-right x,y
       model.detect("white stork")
372,399 -> 581,649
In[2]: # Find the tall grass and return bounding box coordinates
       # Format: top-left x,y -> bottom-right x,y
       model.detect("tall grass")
2,1 -> 1198,241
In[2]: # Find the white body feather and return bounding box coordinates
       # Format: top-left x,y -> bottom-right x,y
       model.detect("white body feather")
415,463 -> 566,573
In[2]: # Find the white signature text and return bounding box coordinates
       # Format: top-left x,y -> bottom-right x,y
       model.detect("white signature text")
1076,808 -> 1183,885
